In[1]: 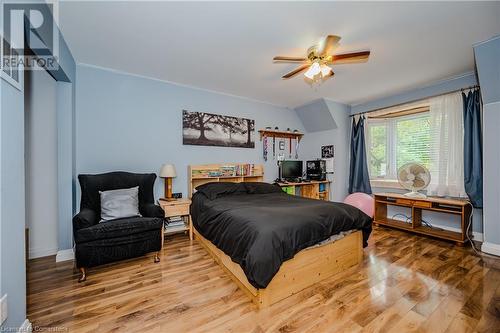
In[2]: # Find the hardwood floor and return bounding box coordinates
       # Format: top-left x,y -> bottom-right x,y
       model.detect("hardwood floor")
27,226 -> 500,333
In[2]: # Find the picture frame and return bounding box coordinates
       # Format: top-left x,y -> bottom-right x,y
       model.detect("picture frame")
321,145 -> 334,158
182,110 -> 255,148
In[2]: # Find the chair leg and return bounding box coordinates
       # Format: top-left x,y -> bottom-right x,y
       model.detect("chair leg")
78,267 -> 87,283
154,251 -> 160,263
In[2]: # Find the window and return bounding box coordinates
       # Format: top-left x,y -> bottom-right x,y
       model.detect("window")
366,111 -> 431,180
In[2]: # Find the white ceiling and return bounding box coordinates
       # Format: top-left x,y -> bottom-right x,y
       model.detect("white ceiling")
59,1 -> 500,108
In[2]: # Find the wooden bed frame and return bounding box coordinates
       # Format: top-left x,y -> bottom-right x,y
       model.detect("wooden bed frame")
188,163 -> 364,308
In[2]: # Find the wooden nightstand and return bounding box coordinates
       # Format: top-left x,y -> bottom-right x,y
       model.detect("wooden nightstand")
159,199 -> 193,240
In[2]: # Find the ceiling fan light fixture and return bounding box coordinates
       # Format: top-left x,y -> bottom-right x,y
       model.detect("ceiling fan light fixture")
304,62 -> 321,80
273,34 -> 369,81
320,64 -> 332,77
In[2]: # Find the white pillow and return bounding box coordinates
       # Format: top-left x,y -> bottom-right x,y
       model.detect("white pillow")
99,186 -> 141,222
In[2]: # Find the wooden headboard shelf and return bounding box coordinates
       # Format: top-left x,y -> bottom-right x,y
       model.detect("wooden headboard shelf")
188,163 -> 264,197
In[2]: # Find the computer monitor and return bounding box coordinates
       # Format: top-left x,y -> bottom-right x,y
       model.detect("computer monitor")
306,160 -> 326,181
281,160 -> 303,180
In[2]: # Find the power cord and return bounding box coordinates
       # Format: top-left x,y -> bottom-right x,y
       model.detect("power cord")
391,213 -> 443,230
421,219 -> 443,231
392,213 -> 411,223
466,203 -> 480,255
463,202 -> 499,259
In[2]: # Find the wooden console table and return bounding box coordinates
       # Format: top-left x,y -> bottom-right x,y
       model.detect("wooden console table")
277,180 -> 330,201
373,193 -> 472,246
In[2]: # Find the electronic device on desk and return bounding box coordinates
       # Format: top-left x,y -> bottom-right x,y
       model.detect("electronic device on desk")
279,160 -> 303,182
306,160 -> 326,181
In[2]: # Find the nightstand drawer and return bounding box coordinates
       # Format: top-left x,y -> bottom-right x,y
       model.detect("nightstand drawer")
163,204 -> 190,217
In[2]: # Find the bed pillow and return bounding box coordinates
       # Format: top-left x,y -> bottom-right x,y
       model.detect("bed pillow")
244,182 -> 284,194
99,186 -> 141,222
195,182 -> 246,200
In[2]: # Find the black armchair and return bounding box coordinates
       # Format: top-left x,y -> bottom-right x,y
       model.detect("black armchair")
73,172 -> 164,282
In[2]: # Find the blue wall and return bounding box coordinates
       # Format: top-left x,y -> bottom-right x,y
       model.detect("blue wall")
19,0 -> 78,254
298,99 -> 351,202
75,65 -> 305,201
26,0 -> 78,254
295,99 -> 338,133
1,73 -> 26,330
474,36 -> 500,254
474,36 -> 500,104
57,81 -> 76,251
55,35 -> 76,253
0,2 -> 76,328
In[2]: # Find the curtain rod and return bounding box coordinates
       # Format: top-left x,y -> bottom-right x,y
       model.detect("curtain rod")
349,84 -> 480,118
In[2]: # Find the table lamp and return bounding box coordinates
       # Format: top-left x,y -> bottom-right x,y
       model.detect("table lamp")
159,164 -> 177,200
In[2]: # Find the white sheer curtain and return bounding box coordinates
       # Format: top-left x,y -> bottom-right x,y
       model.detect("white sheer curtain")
427,92 -> 467,197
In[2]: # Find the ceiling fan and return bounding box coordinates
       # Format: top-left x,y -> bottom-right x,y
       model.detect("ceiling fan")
273,35 -> 370,81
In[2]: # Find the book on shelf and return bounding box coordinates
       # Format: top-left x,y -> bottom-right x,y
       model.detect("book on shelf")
165,215 -> 186,229
165,221 -> 186,227
192,164 -> 258,178
166,221 -> 184,226
164,225 -> 187,233
165,222 -> 185,229
166,220 -> 185,225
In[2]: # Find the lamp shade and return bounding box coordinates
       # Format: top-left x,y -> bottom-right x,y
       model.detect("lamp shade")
159,164 -> 177,178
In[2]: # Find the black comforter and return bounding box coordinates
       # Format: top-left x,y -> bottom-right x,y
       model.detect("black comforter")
190,182 -> 372,289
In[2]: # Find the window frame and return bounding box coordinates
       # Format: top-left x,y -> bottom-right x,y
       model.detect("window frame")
366,110 -> 430,182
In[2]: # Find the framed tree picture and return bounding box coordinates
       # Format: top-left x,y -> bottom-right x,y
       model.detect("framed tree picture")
182,110 -> 255,148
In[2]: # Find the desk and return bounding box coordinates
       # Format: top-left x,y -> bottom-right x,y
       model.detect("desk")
277,180 -> 331,201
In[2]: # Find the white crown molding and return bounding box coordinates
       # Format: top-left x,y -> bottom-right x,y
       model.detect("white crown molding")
18,319 -> 32,333
481,242 -> 500,257
77,63 -> 291,110
56,248 -> 75,262
483,100 -> 500,107
351,71 -> 477,109
473,34 -> 500,47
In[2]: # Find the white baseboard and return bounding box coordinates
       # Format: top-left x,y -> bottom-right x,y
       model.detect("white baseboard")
389,217 -> 483,241
18,319 -> 32,333
29,247 -> 58,259
435,225 -> 484,242
481,242 -> 500,257
55,248 -> 74,262
472,232 -> 483,242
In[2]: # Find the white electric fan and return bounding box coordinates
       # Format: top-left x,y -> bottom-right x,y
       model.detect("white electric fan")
397,162 -> 431,198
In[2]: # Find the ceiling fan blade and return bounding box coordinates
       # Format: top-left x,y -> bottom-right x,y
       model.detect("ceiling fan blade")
273,56 -> 308,63
328,51 -> 370,64
282,64 -> 310,79
317,35 -> 341,56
